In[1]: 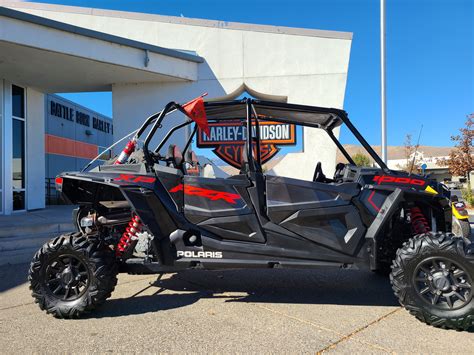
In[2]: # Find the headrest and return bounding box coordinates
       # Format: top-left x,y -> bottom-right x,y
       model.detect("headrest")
335,162 -> 345,171
241,144 -> 248,165
240,144 -> 249,174
166,144 -> 183,167
186,150 -> 199,165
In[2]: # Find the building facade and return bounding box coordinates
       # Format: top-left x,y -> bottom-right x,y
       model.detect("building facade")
0,1 -> 352,215
45,94 -> 113,179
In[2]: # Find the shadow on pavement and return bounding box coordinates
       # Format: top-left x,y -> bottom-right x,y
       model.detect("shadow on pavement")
90,268 -> 398,318
92,292 -> 204,318
0,263 -> 29,292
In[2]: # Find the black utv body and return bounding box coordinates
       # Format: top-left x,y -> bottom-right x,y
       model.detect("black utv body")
29,99 -> 474,330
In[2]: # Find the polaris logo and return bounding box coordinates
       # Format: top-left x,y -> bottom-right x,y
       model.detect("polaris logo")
177,250 -> 223,259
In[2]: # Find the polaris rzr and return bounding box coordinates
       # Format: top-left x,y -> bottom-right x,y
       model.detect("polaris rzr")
29,98 -> 474,330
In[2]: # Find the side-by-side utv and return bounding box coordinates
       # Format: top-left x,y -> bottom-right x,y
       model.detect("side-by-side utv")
29,98 -> 474,330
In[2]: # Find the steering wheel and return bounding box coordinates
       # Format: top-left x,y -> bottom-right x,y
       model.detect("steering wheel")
333,163 -> 346,182
313,162 -> 326,182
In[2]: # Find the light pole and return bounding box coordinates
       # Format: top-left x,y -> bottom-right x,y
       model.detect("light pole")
380,0 -> 387,163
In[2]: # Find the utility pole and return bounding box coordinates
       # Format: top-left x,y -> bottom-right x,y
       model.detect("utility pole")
380,0 -> 387,163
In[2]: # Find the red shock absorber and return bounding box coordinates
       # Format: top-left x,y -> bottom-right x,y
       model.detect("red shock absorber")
410,207 -> 431,234
116,214 -> 143,257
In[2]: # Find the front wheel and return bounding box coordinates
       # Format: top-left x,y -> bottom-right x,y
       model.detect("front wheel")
390,232 -> 474,330
29,233 -> 118,318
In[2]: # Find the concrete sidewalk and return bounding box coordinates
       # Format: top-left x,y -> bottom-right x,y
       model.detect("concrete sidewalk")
0,206 -> 75,265
1,264 -> 473,353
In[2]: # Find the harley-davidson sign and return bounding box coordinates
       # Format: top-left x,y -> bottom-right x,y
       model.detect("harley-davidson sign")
197,120 -> 296,168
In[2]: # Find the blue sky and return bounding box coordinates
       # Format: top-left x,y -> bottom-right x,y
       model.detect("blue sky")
44,0 -> 473,147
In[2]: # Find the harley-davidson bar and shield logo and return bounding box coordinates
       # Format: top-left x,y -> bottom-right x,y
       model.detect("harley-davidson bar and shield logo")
197,120 -> 296,168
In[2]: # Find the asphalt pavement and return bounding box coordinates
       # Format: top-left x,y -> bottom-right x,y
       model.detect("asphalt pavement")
1,263 -> 473,353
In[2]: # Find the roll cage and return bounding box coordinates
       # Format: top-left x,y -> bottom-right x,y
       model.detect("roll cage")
83,98 -> 389,173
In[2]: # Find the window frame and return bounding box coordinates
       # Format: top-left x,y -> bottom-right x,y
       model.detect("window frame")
11,84 -> 27,212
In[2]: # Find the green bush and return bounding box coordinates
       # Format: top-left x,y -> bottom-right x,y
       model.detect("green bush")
461,182 -> 474,206
352,152 -> 371,167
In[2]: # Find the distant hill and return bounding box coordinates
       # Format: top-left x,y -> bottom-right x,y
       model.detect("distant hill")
337,145 -> 453,162
212,145 -> 454,175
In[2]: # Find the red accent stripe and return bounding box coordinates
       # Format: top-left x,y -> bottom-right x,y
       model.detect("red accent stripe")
45,134 -> 98,160
367,190 -> 380,212
169,183 -> 241,204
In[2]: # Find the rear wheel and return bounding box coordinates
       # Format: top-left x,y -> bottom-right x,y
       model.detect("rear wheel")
390,232 -> 474,330
29,233 -> 118,318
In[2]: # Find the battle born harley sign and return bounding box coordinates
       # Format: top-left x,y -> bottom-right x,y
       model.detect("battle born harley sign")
197,120 -> 296,168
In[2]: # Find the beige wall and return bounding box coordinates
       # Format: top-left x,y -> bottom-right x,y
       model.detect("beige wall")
9,2 -> 352,180
26,88 -> 45,210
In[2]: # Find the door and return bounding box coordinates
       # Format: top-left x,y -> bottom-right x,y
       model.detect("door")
183,175 -> 266,243
265,175 -> 365,255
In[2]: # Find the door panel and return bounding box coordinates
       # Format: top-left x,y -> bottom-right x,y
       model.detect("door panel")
266,175 -> 364,254
197,214 -> 266,243
266,176 -> 360,222
279,205 -> 365,255
183,175 -> 266,243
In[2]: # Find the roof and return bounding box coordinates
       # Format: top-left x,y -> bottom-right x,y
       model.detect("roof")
2,2 -> 353,40
0,6 -> 204,63
204,100 -> 345,129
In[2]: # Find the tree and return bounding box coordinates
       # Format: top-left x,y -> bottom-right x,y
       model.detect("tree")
352,152 -> 371,167
437,114 -> 474,205
397,134 -> 421,173
438,114 -> 474,181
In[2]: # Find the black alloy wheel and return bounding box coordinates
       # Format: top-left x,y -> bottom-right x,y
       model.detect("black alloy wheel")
29,233 -> 118,318
413,257 -> 472,310
45,254 -> 91,301
390,232 -> 474,330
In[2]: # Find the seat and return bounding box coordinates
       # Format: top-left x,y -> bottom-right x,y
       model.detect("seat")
184,150 -> 201,176
240,142 -> 262,175
166,144 -> 184,171
313,162 -> 327,183
240,144 -> 251,174
333,162 -> 346,182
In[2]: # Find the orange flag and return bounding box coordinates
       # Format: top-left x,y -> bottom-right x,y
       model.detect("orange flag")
182,96 -> 210,137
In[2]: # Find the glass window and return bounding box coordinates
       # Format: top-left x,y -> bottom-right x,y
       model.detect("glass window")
12,119 -> 25,190
12,85 -> 25,118
98,146 -> 112,161
12,85 -> 26,211
13,191 -> 25,211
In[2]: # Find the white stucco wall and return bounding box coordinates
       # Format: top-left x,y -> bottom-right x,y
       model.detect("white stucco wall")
12,3 -> 352,180
26,88 -> 45,210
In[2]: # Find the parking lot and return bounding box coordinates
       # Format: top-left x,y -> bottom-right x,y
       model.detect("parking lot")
1,263 -> 473,353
